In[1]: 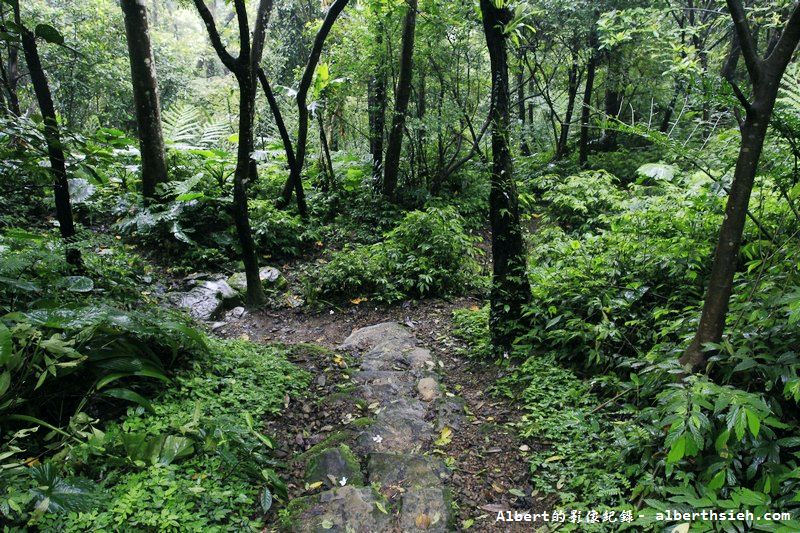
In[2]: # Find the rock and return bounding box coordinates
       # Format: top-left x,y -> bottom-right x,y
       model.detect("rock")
210,321 -> 226,331
227,266 -> 286,295
434,396 -> 466,431
305,445 -> 364,489
368,453 -> 450,489
290,486 -> 392,533
356,400 -> 431,454
398,487 -> 453,532
339,322 -> 416,352
167,279 -> 238,321
226,306 -> 246,320
417,377 -> 439,402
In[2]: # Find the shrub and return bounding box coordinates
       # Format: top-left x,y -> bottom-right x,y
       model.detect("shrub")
312,206 -> 483,302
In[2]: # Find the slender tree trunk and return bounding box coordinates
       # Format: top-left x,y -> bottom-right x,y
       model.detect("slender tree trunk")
368,24 -> 387,188
681,0 -> 800,372
18,19 -> 80,266
121,0 -> 168,199
277,0 -> 350,216
382,0 -> 417,200
479,0 -> 531,355
318,110 -> 335,191
579,26 -> 597,166
659,82 -> 682,133
555,55 -> 579,160
516,63 -> 530,156
232,72 -> 267,305
194,0 -> 271,306
416,68 -> 427,182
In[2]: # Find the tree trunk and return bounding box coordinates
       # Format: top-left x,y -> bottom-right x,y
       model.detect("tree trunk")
277,0 -> 350,216
318,110 -> 335,191
121,0 -> 168,199
18,22 -> 80,266
659,82 -> 682,133
382,0 -> 417,200
681,0 -> 800,372
578,27 -> 597,166
415,68 -> 427,183
479,0 -> 531,356
232,72 -> 267,306
193,0 -> 272,306
516,63 -> 530,156
555,55 -> 579,160
368,25 -> 387,188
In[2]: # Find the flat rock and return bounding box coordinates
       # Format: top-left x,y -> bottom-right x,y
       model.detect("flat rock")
398,487 -> 453,532
417,377 -> 439,402
291,486 -> 392,533
435,396 -> 467,431
368,453 -> 450,489
305,445 -> 364,489
167,279 -> 238,321
227,266 -> 285,294
339,322 -> 416,352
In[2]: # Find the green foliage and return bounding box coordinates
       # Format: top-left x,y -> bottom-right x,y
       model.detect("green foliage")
312,206 -> 483,302
527,170 -> 624,231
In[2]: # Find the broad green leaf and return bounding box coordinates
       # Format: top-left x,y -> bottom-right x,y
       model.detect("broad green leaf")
667,434 -> 686,463
745,409 -> 760,438
102,388 -> 155,413
34,24 -> 64,45
0,322 -> 11,366
260,488 -> 273,513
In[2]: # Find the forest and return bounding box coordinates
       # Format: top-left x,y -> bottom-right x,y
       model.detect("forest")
1,0 -> 800,530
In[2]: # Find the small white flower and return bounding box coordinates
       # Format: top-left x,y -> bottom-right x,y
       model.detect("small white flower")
339,477 -> 347,486
372,434 -> 383,444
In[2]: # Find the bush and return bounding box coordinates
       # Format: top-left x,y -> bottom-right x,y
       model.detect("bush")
312,206 -> 483,303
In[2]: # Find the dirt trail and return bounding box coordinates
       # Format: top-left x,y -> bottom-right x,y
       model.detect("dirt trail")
213,301 -> 552,531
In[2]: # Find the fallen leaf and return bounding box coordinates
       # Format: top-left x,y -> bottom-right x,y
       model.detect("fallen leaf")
479,504 -> 505,513
544,455 -> 565,463
307,481 -> 323,490
415,513 -> 432,528
375,501 -> 388,514
491,482 -> 505,493
434,427 -> 453,446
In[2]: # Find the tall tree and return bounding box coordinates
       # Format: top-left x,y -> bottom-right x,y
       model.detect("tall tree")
578,21 -> 597,166
681,0 -> 800,372
0,4 -> 20,117
382,0 -> 418,200
13,1 -> 80,266
267,0 -> 350,217
479,0 -> 531,355
121,0 -> 168,200
368,20 -> 387,187
193,0 -> 272,306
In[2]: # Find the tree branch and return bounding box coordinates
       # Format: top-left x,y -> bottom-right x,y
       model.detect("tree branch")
725,0 -> 762,83
257,68 -> 297,171
233,0 -> 250,62
764,1 -> 800,75
295,0 -> 350,105
192,0 -> 238,71
251,0 -> 273,69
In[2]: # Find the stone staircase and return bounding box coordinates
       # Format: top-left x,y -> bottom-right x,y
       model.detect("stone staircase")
289,322 -> 463,532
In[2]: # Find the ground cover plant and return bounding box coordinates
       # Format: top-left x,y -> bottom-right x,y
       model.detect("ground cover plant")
2,0 -> 800,530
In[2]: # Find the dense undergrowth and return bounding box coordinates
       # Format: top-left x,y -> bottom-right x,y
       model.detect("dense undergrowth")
0,229 -> 308,529
454,139 -> 800,530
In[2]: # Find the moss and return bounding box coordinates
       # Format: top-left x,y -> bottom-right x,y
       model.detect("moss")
304,444 -> 365,487
350,416 -> 374,428
293,431 -> 352,464
279,493 -> 319,529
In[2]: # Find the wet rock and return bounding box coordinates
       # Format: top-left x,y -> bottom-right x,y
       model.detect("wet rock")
167,279 -> 238,321
435,396 -> 466,431
398,487 -> 453,532
417,377 -> 439,402
291,486 -> 392,533
368,453 -> 450,489
339,322 -> 416,352
305,445 -> 364,489
226,306 -> 246,320
227,266 -> 285,295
